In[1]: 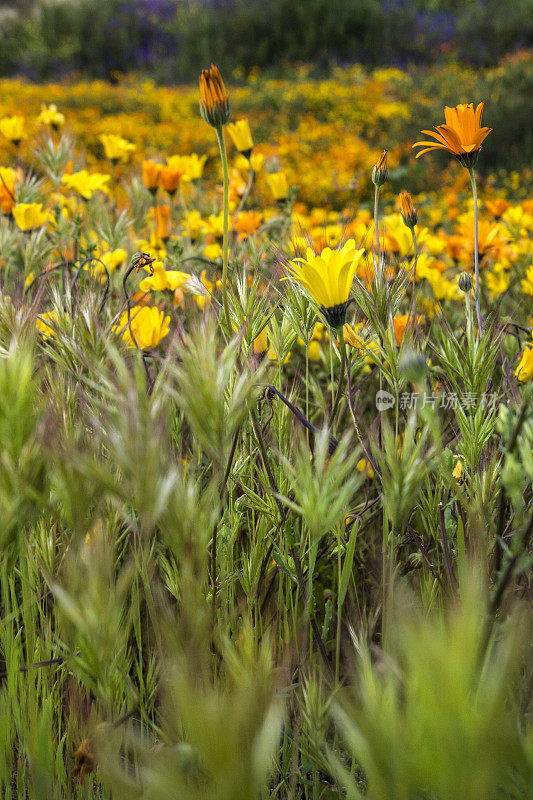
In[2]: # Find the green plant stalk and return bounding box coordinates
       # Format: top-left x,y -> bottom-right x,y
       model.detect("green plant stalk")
409,226 -> 421,345
329,335 -> 334,415
465,288 -> 473,342
468,167 -> 482,335
305,337 -> 309,444
215,125 -> 231,330
374,184 -> 381,261
331,324 -> 347,425
335,528 -> 342,683
382,510 -> 390,645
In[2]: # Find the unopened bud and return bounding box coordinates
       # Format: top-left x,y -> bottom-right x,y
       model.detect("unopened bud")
372,150 -> 388,187
458,272 -> 473,293
199,64 -> 230,128
398,190 -> 418,229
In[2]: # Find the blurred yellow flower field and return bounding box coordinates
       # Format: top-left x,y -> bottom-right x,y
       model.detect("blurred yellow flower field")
1,63 -> 531,362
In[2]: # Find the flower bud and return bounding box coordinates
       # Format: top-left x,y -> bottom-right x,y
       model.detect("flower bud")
398,190 -> 418,228
372,150 -> 388,187
199,64 -> 230,129
458,272 -> 473,293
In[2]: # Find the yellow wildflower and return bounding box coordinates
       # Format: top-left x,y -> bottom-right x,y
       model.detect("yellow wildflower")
236,152 -> 264,173
36,310 -> 62,338
13,203 -> 50,231
307,340 -> 322,361
515,345 -> 533,383
167,153 -> 207,182
226,119 -> 254,155
356,459 -> 375,480
88,248 -> 128,279
114,306 -> 170,349
181,209 -> 205,240
204,242 -> 223,260
452,459 -> 464,481
139,261 -> 190,292
253,326 -> 268,355
266,172 -> 289,202
485,265 -> 510,299
99,134 -> 136,163
37,104 -> 65,130
285,239 -> 365,327
0,115 -> 26,144
520,264 -> 533,297
62,170 -> 110,200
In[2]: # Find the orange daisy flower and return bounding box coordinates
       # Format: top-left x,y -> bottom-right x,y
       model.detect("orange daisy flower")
413,103 -> 492,167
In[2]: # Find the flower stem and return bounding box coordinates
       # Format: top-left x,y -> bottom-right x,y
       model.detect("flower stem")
468,167 -> 482,335
374,184 -> 381,262
409,226 -> 421,346
215,125 -> 231,330
335,528 -> 342,683
331,324 -> 347,425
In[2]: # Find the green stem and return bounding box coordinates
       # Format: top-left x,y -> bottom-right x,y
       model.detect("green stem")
382,511 -> 389,645
374,184 -> 381,262
215,125 -> 231,331
468,167 -> 482,335
335,529 -> 342,683
331,325 -> 347,426
410,226 -> 421,346
305,336 -> 309,445
465,289 -> 473,342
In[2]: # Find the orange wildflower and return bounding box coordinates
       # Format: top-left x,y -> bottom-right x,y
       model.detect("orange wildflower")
413,103 -> 492,167
0,167 -> 19,215
142,159 -> 161,193
446,235 -> 465,263
160,164 -> 184,195
458,218 -> 508,262
485,198 -> 509,219
234,210 -> 262,240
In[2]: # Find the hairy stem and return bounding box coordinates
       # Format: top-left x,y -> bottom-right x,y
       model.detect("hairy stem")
374,184 -> 381,262
468,167 -> 482,335
331,324 -> 347,425
215,125 -> 231,330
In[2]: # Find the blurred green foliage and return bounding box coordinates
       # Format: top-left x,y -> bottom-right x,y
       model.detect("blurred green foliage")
0,0 -> 532,81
